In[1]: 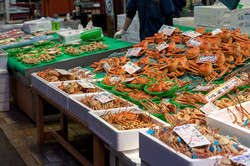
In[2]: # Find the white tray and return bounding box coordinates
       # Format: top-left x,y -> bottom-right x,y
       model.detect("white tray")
139,131 -> 250,166
69,93 -> 138,125
31,73 -> 49,95
88,108 -> 170,151
206,101 -> 250,147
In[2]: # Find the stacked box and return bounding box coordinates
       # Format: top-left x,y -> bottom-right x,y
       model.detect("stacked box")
0,69 -> 9,111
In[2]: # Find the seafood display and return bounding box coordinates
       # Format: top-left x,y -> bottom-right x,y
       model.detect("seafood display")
146,80 -> 177,92
101,111 -> 154,130
129,90 -> 158,100
174,90 -> 207,107
113,84 -> 134,93
37,68 -> 78,82
79,42 -> 109,52
140,100 -> 178,114
79,95 -> 133,110
102,76 -> 124,86
58,82 -> 103,94
64,47 -> 83,54
126,77 -> 153,85
38,54 -> 56,61
22,57 -> 42,64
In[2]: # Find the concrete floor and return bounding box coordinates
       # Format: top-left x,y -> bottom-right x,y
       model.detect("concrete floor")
0,104 -> 94,166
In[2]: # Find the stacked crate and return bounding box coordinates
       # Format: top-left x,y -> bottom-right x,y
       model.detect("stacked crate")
117,13 -> 140,44
194,5 -> 250,35
0,50 -> 9,111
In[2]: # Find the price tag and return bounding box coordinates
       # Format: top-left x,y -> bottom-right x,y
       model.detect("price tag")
158,25 -> 176,36
55,69 -> 72,75
174,124 -> 211,148
110,76 -> 122,82
203,77 -> 242,102
196,54 -> 219,64
125,47 -> 142,57
212,28 -> 222,35
87,78 -> 104,83
94,93 -> 115,104
156,42 -> 169,52
186,38 -> 203,47
230,154 -> 250,166
200,102 -> 219,114
182,31 -> 202,38
77,80 -> 95,89
122,62 -> 141,74
86,21 -> 93,30
123,77 -> 136,83
103,61 -> 111,72
192,85 -> 214,91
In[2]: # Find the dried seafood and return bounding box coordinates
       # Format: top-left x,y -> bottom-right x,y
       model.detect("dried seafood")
37,68 -> 78,82
79,42 -> 109,52
22,57 -> 42,64
38,54 -> 56,61
64,47 -> 83,54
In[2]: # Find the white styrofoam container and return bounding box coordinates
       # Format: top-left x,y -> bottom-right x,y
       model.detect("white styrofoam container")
23,19 -> 52,33
88,108 -> 170,151
0,101 -> 9,111
206,101 -> 250,147
174,17 -> 195,28
68,92 -> 138,125
0,55 -> 7,70
31,73 -> 49,95
47,80 -> 104,110
139,131 -> 250,166
0,70 -> 9,85
0,93 -> 9,102
57,30 -> 83,44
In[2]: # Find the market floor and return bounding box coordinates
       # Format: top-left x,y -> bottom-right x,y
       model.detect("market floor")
0,104 -> 94,166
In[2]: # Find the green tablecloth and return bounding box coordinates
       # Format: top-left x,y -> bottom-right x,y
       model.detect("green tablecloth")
7,37 -> 134,74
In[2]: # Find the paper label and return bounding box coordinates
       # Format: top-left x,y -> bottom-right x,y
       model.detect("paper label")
158,25 -> 176,36
182,31 -> 202,38
203,77 -> 242,102
186,38 -> 203,47
103,61 -> 111,72
174,124 -> 211,148
230,153 -> 250,166
126,47 -> 142,57
122,62 -> 140,74
86,21 -> 93,30
200,102 -> 220,114
94,93 -> 115,104
55,69 -> 72,75
87,78 -> 104,82
212,28 -> 222,35
156,42 -> 169,52
110,76 -> 122,82
192,85 -> 214,91
77,80 -> 95,89
196,54 -> 219,64
123,77 -> 136,83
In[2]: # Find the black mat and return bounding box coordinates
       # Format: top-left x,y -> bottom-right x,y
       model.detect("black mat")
0,128 -> 26,166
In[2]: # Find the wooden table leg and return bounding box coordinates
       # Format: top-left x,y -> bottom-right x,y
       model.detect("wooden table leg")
93,134 -> 105,166
60,112 -> 68,141
36,94 -> 45,146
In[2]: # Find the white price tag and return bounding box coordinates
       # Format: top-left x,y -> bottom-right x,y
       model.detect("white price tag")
86,21 -> 93,30
87,78 -> 104,83
123,77 -> 136,83
192,85 -> 214,91
200,102 -> 219,114
122,62 -> 140,75
196,54 -> 219,64
110,76 -> 122,82
203,77 -> 242,102
55,69 -> 72,75
77,80 -> 95,89
156,42 -> 169,52
230,153 -> 250,166
158,25 -> 176,36
186,38 -> 203,47
182,31 -> 202,38
103,61 -> 111,72
94,93 -> 115,104
126,47 -> 142,57
212,28 -> 222,35
174,124 -> 211,148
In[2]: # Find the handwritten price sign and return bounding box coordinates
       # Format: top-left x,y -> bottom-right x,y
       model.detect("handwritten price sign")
158,25 -> 176,36
122,62 -> 140,74
174,124 -> 210,148
126,47 -> 142,57
192,85 -> 214,92
94,93 -> 115,104
196,54 -> 219,64
182,31 -> 202,38
77,80 -> 95,89
103,61 -> 111,72
156,42 -> 169,52
55,69 -> 72,75
212,28 -> 222,35
186,38 -> 203,47
230,153 -> 250,166
203,77 -> 242,102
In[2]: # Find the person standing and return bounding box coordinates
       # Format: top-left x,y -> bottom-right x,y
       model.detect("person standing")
114,0 -> 175,41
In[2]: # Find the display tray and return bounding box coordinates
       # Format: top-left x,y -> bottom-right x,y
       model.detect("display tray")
206,101 -> 250,147
88,108 -> 170,152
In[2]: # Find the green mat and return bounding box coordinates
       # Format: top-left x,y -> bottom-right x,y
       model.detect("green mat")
7,37 -> 134,74
0,128 -> 26,166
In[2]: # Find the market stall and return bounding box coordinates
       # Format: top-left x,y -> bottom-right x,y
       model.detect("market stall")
29,25 -> 250,166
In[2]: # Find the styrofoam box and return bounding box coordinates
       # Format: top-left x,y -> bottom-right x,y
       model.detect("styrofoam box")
47,80 -> 104,110
68,93 -> 138,125
0,70 -> 9,85
0,55 -> 7,70
31,73 -> 49,95
174,17 -> 195,28
139,131 -> 250,166
206,101 -> 250,147
88,108 -> 170,151
0,102 -> 9,112
57,30 -> 82,44
23,19 -> 52,33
